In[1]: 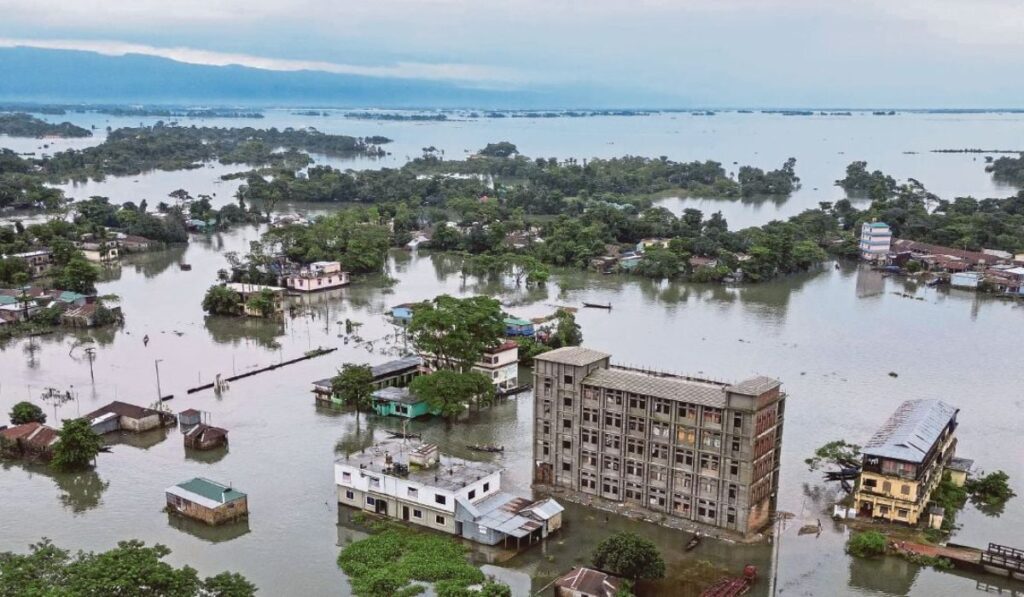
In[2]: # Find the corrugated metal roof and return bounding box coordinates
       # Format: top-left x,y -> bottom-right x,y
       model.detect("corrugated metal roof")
519,497 -> 564,521
168,477 -> 246,509
372,386 -> 421,404
584,368 -> 726,407
371,356 -> 422,379
535,346 -> 611,366
727,376 -> 781,396
862,399 -> 958,463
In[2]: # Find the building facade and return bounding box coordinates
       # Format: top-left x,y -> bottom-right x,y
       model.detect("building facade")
859,222 -> 892,261
336,440 -> 563,547
166,477 -> 248,525
285,261 -> 350,292
472,341 -> 519,392
532,346 -> 785,538
854,399 -> 959,526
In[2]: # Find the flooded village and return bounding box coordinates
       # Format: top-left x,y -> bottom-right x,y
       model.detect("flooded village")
1,110 -> 1024,597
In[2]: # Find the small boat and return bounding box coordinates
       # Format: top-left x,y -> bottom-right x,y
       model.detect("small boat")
179,263 -> 192,271
685,533 -> 702,551
582,302 -> 612,310
387,431 -> 421,439
467,444 -> 504,453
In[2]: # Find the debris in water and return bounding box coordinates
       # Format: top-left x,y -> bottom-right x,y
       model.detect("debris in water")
888,371 -> 899,378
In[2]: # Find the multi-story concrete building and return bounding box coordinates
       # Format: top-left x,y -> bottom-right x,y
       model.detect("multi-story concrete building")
336,440 -> 563,548
284,261 -> 350,292
532,346 -> 785,539
859,221 -> 892,261
854,399 -> 959,526
472,340 -> 519,392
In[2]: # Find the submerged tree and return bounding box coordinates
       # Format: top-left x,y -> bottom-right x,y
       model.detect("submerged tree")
409,370 -> 494,418
331,364 -> 375,426
590,532 -> 666,581
51,418 -> 103,471
9,401 -> 46,425
805,440 -> 861,471
408,295 -> 505,372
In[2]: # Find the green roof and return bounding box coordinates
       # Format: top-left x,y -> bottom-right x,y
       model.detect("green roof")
175,477 -> 246,503
504,316 -> 532,326
57,291 -> 86,303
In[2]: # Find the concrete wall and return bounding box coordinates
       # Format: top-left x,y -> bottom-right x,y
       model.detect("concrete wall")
166,494 -> 247,525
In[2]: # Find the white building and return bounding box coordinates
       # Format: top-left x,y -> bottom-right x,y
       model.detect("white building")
335,440 -> 562,547
285,261 -> 350,292
472,341 -> 520,392
859,222 -> 892,261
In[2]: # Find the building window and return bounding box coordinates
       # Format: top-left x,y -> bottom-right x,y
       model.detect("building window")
542,442 -> 550,457
628,416 -> 646,435
407,487 -> 418,498
698,499 -> 717,521
675,449 -> 695,469
582,409 -> 600,425
649,487 -> 667,508
649,465 -> 667,484
901,484 -> 910,496
678,403 -> 697,421
676,426 -> 696,446
626,460 -> 644,477
628,395 -> 647,411
625,482 -> 643,501
564,374 -> 574,385
582,429 -> 599,445
580,472 -> 598,490
562,462 -> 572,472
563,396 -> 573,408
413,509 -> 422,519
468,489 -> 476,500
651,422 -> 670,439
345,490 -> 354,500
543,401 -> 552,416
733,413 -> 743,430
368,477 -> 380,488
542,421 -> 551,436
730,462 -> 739,476
703,408 -> 723,427
435,494 -> 447,505
341,472 -> 352,484
702,432 -> 722,450
727,507 -> 737,524
651,443 -> 668,461
882,481 -> 892,494
603,455 -> 621,472
897,508 -> 909,518
700,453 -> 720,473
604,434 -> 621,451
626,438 -> 645,457
605,391 -> 623,408
563,418 -> 573,430
582,451 -> 598,468
605,412 -> 622,429
673,493 -> 692,516
700,478 -> 718,495
562,439 -> 572,450
653,399 -> 672,416
483,482 -> 490,492
731,440 -> 741,454
602,478 -> 620,496
366,496 -> 375,506
435,515 -> 446,525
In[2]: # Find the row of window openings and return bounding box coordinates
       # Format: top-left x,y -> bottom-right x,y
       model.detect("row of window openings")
546,442 -> 739,476
577,468 -> 739,496
552,391 -> 746,429
348,492 -> 449,526
862,478 -> 913,496
575,426 -> 739,452
341,472 -> 490,503
575,478 -> 737,524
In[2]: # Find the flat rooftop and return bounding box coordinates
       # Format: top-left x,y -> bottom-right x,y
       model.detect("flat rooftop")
337,439 -> 502,492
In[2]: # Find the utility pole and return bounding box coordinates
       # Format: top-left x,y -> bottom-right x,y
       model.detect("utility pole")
154,359 -> 163,402
84,347 -> 96,382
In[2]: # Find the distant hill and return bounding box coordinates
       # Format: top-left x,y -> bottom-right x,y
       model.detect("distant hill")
0,47 -> 552,109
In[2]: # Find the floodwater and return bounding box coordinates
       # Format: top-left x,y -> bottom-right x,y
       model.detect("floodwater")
4,109 -> 1024,228
2,111 -> 1024,596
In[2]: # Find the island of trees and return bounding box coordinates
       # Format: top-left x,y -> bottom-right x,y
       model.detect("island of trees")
0,112 -> 92,138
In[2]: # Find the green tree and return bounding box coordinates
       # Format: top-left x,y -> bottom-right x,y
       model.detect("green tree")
805,440 -> 861,471
408,295 -> 505,372
51,418 -> 104,471
550,310 -> 583,348
331,364 -> 375,425
245,289 -> 279,318
591,532 -> 666,581
409,370 -> 494,418
846,531 -> 887,558
0,538 -> 255,596
478,142 -> 518,158
202,285 -> 242,316
55,256 -> 100,294
965,470 -> 1016,516
9,401 -> 46,425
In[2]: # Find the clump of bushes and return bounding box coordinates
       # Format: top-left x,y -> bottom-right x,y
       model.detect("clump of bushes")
846,530 -> 887,558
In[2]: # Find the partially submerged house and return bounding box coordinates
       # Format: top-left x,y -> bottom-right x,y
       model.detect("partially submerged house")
335,440 -> 563,548
84,401 -> 176,434
371,386 -> 438,419
553,567 -> 624,597
472,340 -> 520,392
312,356 -> 426,404
6,249 -> 53,278
0,422 -> 60,460
166,478 -> 248,525
284,261 -> 350,292
504,317 -> 535,337
183,424 -> 229,450
224,283 -> 286,317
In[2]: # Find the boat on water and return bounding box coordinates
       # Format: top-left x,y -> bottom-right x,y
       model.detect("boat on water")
685,532 -> 702,551
179,263 -> 192,271
387,431 -> 421,439
467,444 -> 504,453
582,302 -> 612,310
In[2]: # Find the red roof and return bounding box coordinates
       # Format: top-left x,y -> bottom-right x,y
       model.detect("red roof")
485,340 -> 519,353
0,422 -> 60,451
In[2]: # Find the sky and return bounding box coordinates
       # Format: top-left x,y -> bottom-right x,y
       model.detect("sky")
2,0 -> 1024,107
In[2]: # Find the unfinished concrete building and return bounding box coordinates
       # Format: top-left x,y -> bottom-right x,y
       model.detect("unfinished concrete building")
532,346 -> 785,539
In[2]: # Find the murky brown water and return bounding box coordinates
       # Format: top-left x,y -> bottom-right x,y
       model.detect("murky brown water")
3,110 -> 1024,596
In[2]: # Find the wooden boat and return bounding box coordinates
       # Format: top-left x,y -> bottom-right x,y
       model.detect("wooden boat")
387,431 -> 421,439
582,302 -> 612,310
467,444 -> 504,453
179,263 -> 192,271
685,533 -> 702,551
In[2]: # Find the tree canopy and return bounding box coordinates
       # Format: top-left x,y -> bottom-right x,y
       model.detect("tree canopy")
9,401 -> 46,425
408,295 -> 506,372
590,532 -> 666,581
0,539 -> 256,596
51,418 -> 104,471
409,370 -> 494,418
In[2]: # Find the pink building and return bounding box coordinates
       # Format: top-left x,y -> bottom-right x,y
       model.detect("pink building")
285,261 -> 350,292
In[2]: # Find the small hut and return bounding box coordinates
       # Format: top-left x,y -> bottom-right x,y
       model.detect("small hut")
183,424 -> 229,450
178,408 -> 202,428
166,478 -> 247,525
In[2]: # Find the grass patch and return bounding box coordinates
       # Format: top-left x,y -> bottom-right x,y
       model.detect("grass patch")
337,522 -> 485,597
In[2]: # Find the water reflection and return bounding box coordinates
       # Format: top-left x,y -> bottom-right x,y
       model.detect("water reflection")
204,315 -> 286,350
1,462 -> 110,514
107,427 -> 171,451
848,552 -> 919,596
167,513 -> 251,543
184,445 -> 229,464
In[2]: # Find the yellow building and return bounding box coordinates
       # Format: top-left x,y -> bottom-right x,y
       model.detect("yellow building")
854,400 -> 959,526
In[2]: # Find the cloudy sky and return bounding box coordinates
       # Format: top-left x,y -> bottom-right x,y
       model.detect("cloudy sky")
2,0 -> 1023,107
